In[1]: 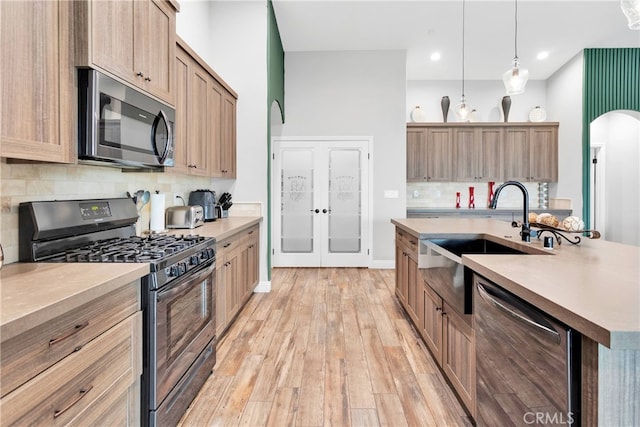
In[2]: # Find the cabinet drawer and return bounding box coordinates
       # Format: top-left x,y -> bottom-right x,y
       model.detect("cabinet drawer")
396,229 -> 418,254
0,311 -> 142,426
1,282 -> 139,397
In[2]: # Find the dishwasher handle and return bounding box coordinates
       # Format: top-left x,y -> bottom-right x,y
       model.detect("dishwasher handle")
477,283 -> 561,345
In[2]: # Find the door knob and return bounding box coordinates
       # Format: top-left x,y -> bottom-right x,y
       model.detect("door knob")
310,209 -> 320,213
322,209 -> 331,213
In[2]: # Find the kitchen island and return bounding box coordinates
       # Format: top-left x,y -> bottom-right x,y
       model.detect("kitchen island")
391,218 -> 639,426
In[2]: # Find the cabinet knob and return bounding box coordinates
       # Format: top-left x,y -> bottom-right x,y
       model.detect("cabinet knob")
145,76 -> 151,82
136,71 -> 144,78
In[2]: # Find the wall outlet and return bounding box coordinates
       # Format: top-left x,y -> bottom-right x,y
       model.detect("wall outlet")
413,190 -> 419,198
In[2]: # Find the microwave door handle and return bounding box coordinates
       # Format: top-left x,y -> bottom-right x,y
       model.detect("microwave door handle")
152,110 -> 172,164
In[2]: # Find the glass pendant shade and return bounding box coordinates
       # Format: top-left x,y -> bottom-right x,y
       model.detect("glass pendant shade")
454,98 -> 471,121
503,58 -> 529,95
621,0 -> 640,29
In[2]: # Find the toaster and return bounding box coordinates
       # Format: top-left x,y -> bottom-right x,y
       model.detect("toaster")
188,190 -> 217,222
165,205 -> 204,229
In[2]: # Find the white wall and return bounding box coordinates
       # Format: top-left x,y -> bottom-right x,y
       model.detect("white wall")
281,50 -> 407,265
406,80 -> 547,123
177,1 -> 270,284
546,52 -> 584,217
593,111 -> 640,246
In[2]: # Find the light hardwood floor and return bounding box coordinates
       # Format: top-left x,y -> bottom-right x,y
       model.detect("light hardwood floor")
179,268 -> 472,427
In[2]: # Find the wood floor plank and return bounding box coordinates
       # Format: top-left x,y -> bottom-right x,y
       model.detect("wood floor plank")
181,268 -> 471,427
266,387 -> 299,427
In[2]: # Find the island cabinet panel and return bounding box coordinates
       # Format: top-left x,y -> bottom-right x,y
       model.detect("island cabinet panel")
77,0 -> 177,106
407,123 -> 557,183
0,0 -> 75,163
0,282 -> 142,425
216,224 -> 260,338
395,229 -> 419,323
419,281 -> 444,366
442,301 -> 476,419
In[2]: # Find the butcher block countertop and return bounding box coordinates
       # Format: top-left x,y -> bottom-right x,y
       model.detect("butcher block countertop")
391,218 -> 640,349
0,263 -> 148,341
0,217 -> 261,342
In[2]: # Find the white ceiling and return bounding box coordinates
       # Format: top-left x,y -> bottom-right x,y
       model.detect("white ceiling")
272,0 -> 640,81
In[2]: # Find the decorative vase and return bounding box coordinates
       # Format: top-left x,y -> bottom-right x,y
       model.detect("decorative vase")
468,187 -> 475,209
501,95 -> 511,122
487,181 -> 495,207
538,182 -> 549,209
441,96 -> 450,123
455,192 -> 461,209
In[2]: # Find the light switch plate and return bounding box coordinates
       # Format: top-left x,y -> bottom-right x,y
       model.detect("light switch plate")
384,190 -> 399,199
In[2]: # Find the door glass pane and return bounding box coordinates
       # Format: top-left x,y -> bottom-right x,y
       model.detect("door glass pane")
281,149 -> 314,253
328,149 -> 361,253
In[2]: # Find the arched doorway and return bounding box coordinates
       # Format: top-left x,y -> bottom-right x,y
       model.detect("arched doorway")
590,110 -> 640,246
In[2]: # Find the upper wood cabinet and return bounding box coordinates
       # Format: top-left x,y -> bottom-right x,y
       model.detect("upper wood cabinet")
504,125 -> 558,182
0,0 -> 75,163
173,37 -> 238,178
407,127 -> 453,182
74,0 -> 178,106
407,123 -> 559,183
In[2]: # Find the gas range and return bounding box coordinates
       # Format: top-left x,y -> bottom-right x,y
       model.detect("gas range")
18,198 -> 215,289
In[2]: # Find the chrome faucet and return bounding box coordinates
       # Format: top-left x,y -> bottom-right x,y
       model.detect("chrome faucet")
489,180 -> 531,242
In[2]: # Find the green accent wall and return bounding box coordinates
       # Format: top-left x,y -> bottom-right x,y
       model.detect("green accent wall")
582,48 -> 640,227
267,0 -> 285,279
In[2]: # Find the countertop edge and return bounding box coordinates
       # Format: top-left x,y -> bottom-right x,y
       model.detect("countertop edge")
1,264 -> 148,342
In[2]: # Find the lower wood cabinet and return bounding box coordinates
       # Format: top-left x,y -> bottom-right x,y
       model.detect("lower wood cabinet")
395,226 -> 476,418
216,224 -> 260,338
0,282 -> 142,426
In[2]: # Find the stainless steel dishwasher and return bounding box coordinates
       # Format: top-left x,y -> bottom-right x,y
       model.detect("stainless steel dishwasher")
473,274 -> 580,426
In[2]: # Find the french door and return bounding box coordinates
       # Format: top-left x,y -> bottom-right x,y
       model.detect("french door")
272,138 -> 370,267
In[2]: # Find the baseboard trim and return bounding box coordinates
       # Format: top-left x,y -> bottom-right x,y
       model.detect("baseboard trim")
369,260 -> 395,269
254,280 -> 271,293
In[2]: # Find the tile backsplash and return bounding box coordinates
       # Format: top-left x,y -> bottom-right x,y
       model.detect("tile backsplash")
1,160 -> 215,264
407,181 -> 543,209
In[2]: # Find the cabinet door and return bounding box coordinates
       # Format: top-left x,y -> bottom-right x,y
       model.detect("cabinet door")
90,0 -> 138,85
188,64 -> 210,175
0,1 -> 73,163
144,0 -> 175,103
209,81 -> 224,177
425,128 -> 453,181
478,127 -> 503,181
406,128 -> 426,181
453,128 -> 478,182
504,128 -> 531,181
442,302 -> 476,418
420,282 -> 443,365
224,252 -> 240,322
395,243 -> 408,304
171,47 -> 190,175
530,126 -> 558,182
406,252 -> 419,323
246,227 -> 260,294
221,92 -> 237,178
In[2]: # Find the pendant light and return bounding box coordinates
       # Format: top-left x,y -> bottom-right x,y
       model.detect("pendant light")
454,0 -> 471,121
621,0 -> 640,29
502,0 -> 528,95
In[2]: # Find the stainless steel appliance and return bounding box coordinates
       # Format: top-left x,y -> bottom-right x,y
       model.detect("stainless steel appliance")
78,69 -> 175,170
19,198 -> 216,427
165,205 -> 204,229
473,274 -> 580,426
188,190 -> 217,222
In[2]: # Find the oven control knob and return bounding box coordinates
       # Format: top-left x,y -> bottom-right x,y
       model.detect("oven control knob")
169,265 -> 179,277
178,262 -> 187,275
190,255 -> 200,266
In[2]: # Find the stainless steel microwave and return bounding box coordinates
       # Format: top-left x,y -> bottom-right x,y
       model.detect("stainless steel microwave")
78,69 -> 175,170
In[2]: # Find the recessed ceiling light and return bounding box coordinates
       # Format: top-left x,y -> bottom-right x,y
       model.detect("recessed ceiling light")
537,51 -> 549,60
430,52 -> 441,61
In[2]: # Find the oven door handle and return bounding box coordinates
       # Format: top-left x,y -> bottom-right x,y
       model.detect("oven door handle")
476,283 -> 561,344
157,262 -> 215,302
